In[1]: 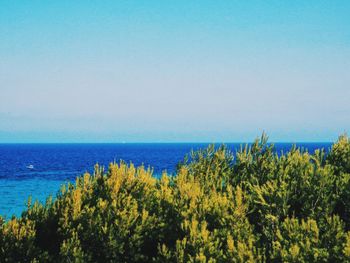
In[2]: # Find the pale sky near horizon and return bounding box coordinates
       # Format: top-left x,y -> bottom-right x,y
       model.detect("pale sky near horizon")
0,1 -> 349,142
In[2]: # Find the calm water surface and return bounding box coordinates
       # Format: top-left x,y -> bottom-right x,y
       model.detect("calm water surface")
0,143 -> 332,217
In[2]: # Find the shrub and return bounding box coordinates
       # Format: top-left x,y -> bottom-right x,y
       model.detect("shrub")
0,134 -> 350,262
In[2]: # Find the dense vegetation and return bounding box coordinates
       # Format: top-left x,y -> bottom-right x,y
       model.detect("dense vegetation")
1,134 -> 350,262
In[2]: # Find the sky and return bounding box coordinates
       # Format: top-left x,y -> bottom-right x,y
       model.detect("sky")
0,0 -> 349,143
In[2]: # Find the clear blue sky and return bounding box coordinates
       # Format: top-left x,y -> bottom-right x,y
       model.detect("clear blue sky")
0,1 -> 349,142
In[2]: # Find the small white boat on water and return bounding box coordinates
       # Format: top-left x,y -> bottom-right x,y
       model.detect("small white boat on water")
27,165 -> 34,169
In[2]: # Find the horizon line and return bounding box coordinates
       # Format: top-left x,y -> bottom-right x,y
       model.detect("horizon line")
0,141 -> 334,144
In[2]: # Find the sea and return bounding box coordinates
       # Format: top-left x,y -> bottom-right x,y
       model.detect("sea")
0,143 -> 332,218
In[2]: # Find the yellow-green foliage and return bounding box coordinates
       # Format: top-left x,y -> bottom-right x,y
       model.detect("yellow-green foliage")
0,134 -> 350,262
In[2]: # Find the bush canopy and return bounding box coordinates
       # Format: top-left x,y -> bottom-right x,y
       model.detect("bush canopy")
1,134 -> 350,262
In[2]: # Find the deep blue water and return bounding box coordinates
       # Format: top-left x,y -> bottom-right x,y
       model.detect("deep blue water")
0,143 -> 332,218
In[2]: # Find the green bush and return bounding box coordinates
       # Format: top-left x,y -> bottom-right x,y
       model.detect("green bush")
1,134 -> 350,262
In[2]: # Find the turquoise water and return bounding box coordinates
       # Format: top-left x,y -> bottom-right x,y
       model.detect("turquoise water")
0,143 -> 331,218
